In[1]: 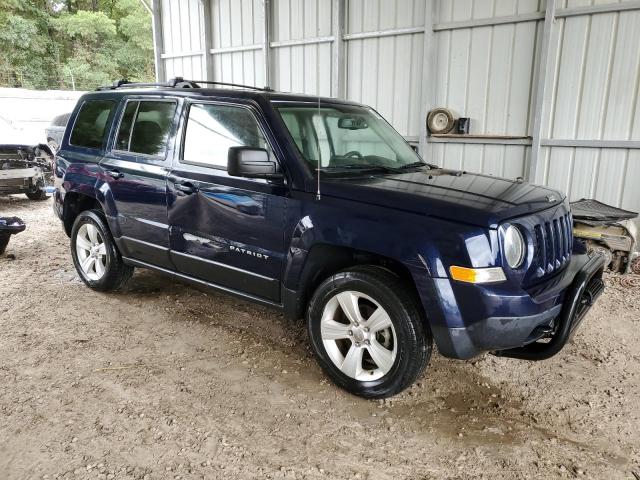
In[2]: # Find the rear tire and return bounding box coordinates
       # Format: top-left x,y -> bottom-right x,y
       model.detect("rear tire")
307,266 -> 432,399
0,235 -> 9,255
26,189 -> 48,201
70,210 -> 133,291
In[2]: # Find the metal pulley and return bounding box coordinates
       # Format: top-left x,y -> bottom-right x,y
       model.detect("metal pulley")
427,107 -> 455,134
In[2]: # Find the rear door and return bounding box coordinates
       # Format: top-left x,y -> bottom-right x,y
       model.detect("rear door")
167,100 -> 288,303
99,96 -> 180,269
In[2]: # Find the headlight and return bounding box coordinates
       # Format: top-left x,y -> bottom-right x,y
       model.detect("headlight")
504,225 -> 525,269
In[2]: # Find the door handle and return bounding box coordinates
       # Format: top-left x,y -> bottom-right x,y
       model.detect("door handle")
106,169 -> 124,179
174,182 -> 198,194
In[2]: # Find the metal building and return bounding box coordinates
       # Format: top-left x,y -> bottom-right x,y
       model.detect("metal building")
150,0 -> 640,213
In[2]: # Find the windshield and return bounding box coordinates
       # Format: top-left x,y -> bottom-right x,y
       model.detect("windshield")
275,103 -> 424,172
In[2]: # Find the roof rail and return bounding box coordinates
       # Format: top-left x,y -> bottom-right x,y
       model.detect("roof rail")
96,79 -> 169,91
187,79 -> 274,92
96,77 -> 273,92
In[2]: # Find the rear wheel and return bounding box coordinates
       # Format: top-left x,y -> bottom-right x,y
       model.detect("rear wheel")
71,210 -> 133,291
0,235 -> 9,255
307,266 -> 432,398
25,188 -> 48,201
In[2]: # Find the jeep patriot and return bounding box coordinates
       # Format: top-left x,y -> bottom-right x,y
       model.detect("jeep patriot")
53,78 -> 605,398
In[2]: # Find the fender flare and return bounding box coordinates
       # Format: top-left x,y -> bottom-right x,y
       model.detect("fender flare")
281,215 -> 432,320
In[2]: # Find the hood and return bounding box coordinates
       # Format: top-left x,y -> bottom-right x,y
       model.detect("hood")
318,168 -> 565,228
0,117 -> 45,145
0,143 -> 54,157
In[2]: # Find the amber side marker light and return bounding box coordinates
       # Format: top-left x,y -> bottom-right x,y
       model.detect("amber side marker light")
449,266 -> 507,284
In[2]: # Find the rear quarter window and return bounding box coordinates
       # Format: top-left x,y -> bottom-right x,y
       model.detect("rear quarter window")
69,100 -> 116,149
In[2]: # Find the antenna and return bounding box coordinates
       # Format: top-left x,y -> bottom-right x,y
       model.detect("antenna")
316,95 -> 322,201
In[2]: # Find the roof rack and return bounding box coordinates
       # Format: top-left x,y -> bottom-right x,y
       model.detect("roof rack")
189,79 -> 274,92
96,77 -> 274,92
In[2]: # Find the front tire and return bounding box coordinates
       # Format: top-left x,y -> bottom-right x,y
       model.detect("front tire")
307,266 -> 432,398
70,210 -> 133,291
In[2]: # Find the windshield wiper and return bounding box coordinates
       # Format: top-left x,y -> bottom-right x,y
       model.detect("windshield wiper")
399,161 -> 430,170
323,164 -> 404,174
322,162 -> 430,174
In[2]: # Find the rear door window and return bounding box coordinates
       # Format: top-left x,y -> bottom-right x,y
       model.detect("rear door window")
115,100 -> 177,157
69,100 -> 116,149
115,101 -> 138,151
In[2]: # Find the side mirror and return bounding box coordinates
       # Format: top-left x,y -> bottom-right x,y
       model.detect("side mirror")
227,147 -> 282,179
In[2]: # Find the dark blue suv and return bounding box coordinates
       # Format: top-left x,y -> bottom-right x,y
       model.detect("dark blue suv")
53,79 -> 605,398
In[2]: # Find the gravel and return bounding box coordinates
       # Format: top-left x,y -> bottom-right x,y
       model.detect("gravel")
1,195 -> 639,479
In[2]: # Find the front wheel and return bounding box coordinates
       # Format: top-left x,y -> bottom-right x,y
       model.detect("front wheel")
70,210 -> 133,291
307,266 -> 432,398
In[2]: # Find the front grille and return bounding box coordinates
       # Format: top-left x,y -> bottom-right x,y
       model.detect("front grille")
1,162 -> 33,170
0,178 -> 30,188
0,148 -> 34,169
532,212 -> 573,280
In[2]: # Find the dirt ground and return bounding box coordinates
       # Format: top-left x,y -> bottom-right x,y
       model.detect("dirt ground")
0,195 -> 639,480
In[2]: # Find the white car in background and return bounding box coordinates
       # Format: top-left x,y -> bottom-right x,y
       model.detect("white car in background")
0,115 -> 54,200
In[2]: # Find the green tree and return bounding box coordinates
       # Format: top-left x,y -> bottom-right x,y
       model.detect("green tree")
0,0 -> 59,88
53,10 -> 119,88
0,0 -> 154,90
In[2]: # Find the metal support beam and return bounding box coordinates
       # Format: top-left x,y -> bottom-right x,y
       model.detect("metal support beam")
150,0 -> 165,82
434,11 -> 544,31
161,50 -> 205,59
331,0 -> 346,98
271,36 -> 334,49
138,0 -> 151,14
262,0 -> 273,89
528,0 -> 556,183
343,26 -> 425,41
201,0 -> 214,81
210,44 -> 262,55
419,0 -> 437,158
541,139 -> 640,149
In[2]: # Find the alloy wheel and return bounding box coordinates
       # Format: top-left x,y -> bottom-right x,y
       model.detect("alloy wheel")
75,223 -> 107,281
320,290 -> 397,381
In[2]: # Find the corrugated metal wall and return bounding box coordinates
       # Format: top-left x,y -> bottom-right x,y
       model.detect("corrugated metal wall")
271,0 -> 333,95
344,0 -> 426,140
429,0 -> 543,180
152,0 -> 640,212
211,0 -> 266,87
539,2 -> 640,212
159,0 -> 206,79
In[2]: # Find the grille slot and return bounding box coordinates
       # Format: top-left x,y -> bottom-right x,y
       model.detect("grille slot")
532,212 -> 572,280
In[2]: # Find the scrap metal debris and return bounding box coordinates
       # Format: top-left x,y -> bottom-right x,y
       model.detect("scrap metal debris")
571,199 -> 639,274
605,273 -> 640,291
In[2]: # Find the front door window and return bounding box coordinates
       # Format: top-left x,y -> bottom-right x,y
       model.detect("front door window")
182,103 -> 269,169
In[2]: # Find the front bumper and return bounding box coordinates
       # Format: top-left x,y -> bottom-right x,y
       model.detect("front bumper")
429,253 -> 605,360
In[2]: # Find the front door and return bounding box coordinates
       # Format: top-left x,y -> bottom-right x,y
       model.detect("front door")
99,97 -> 179,269
167,101 -> 287,303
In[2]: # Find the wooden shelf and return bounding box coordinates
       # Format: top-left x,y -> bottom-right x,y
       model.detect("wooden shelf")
429,134 -> 532,146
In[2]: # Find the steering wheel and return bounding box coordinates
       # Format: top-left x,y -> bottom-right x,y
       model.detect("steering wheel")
344,150 -> 363,159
